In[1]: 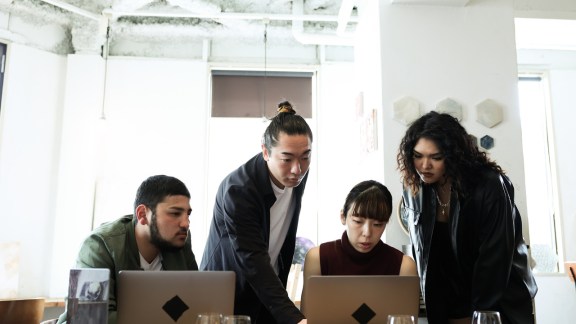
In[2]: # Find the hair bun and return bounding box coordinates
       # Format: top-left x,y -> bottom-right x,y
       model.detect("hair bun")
277,101 -> 296,115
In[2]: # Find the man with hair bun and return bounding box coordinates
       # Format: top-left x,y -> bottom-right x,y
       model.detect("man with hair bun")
201,101 -> 313,324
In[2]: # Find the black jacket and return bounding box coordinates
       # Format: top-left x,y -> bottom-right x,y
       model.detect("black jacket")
401,170 -> 537,323
200,153 -> 307,324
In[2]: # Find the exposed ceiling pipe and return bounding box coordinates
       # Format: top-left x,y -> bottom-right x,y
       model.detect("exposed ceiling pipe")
101,8 -> 357,23
337,0 -> 356,36
37,0 -> 358,47
38,0 -> 359,24
389,0 -> 470,5
292,0 -> 355,46
39,0 -> 100,21
0,29 -> 26,44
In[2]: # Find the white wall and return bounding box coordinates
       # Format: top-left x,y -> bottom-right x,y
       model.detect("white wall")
94,57 -> 209,231
353,0 -> 394,244
99,56 -> 210,267
48,56 -> 210,297
315,62 -> 371,244
49,54 -> 105,296
369,0 -> 529,249
0,43 -> 66,297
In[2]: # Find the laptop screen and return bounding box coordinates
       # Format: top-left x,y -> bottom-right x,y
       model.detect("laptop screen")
117,270 -> 235,324
304,275 -> 420,324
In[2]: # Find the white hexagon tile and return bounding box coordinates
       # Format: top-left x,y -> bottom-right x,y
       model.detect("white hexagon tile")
435,97 -> 463,121
393,96 -> 421,126
476,99 -> 503,128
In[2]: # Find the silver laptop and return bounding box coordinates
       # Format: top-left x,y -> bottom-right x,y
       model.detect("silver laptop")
305,275 -> 420,324
117,270 -> 235,324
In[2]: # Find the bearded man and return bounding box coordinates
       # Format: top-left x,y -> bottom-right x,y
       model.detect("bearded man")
57,175 -> 198,324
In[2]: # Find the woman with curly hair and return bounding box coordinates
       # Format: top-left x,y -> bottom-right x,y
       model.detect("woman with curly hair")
397,111 -> 537,324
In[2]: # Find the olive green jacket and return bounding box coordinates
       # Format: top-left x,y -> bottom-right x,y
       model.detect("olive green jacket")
57,215 -> 198,324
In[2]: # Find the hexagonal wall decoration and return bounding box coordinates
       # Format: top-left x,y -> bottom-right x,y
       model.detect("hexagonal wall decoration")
480,135 -> 494,150
476,99 -> 503,128
393,96 -> 421,125
435,97 -> 463,121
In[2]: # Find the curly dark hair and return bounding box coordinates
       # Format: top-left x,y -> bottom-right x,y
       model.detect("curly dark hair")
397,111 -> 503,197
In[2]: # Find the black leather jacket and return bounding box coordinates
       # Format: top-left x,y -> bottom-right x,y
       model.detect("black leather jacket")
401,170 -> 537,323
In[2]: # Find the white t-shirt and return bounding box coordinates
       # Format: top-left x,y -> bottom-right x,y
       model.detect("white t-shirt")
268,180 -> 295,274
139,252 -> 163,271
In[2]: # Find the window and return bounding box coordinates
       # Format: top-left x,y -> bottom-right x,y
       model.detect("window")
211,70 -> 312,118
518,73 -> 562,272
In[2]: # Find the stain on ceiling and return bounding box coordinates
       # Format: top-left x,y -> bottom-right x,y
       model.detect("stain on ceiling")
0,0 -> 358,57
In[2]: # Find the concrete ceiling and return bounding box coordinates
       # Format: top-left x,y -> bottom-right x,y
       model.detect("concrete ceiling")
2,0 -> 575,62
0,0 -> 359,57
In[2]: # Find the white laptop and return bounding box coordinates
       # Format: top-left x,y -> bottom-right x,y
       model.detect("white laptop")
305,275 -> 420,324
117,270 -> 235,324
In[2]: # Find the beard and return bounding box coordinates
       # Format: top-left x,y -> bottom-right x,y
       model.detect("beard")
149,211 -> 186,253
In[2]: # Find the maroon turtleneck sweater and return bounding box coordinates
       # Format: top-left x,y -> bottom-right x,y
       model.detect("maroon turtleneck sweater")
319,231 -> 403,275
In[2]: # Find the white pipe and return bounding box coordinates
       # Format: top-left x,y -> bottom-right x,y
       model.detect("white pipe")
39,0 -> 100,21
337,0 -> 356,36
202,39 -> 210,62
292,0 -> 355,46
101,8 -> 358,23
38,0 -> 357,47
389,0 -> 470,5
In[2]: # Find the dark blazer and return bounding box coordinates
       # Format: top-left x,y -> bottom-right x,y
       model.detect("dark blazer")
401,169 -> 537,324
200,153 -> 307,324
